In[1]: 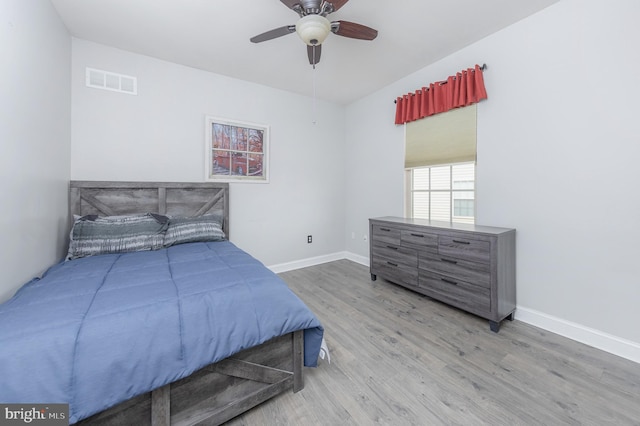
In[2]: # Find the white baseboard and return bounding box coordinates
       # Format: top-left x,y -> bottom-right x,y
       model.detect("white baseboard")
268,251 -> 370,274
268,251 -> 349,274
516,306 -> 640,364
344,252 -> 369,267
269,252 -> 640,365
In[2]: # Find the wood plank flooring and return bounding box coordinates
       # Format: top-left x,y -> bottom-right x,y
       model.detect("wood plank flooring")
226,260 -> 640,425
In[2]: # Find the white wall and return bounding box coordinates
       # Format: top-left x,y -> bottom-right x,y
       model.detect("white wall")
345,0 -> 640,361
0,0 -> 71,302
70,39 -> 346,267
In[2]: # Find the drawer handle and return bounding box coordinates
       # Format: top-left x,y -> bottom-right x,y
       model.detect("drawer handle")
380,228 -> 391,232
452,239 -> 470,245
441,258 -> 458,265
387,261 -> 398,267
410,233 -> 424,238
386,245 -> 398,250
441,278 -> 458,285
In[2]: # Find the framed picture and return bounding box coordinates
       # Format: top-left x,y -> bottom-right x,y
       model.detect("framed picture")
204,116 -> 269,182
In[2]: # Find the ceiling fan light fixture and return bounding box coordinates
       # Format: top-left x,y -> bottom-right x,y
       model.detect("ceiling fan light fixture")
295,14 -> 331,46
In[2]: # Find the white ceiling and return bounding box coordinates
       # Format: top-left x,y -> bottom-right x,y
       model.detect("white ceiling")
50,0 -> 560,105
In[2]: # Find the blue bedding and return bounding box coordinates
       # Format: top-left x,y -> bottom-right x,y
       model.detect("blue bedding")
0,241 -> 323,423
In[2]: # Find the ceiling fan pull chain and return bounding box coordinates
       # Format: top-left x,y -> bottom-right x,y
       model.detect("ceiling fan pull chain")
312,48 -> 317,125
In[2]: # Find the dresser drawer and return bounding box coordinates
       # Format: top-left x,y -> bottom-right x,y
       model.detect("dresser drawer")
372,224 -> 401,245
372,258 -> 418,287
372,241 -> 417,268
418,270 -> 490,315
401,230 -> 438,249
438,235 -> 491,263
419,251 -> 490,288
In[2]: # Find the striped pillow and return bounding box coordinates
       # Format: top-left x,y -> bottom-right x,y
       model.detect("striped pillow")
163,215 -> 226,247
67,213 -> 169,260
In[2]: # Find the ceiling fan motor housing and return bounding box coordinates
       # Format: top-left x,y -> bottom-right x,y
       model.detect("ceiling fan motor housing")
295,14 -> 331,45
299,0 -> 323,15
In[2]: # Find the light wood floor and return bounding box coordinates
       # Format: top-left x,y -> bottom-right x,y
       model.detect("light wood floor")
227,260 -> 640,425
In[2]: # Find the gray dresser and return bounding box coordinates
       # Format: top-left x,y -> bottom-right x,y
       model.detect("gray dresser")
369,216 -> 516,332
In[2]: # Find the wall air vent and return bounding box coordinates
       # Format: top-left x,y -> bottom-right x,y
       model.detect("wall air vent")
85,67 -> 137,95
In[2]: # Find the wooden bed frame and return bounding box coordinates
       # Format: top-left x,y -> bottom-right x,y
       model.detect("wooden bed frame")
69,181 -> 304,426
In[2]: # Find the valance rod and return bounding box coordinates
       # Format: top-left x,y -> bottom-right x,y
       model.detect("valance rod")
393,63 -> 487,104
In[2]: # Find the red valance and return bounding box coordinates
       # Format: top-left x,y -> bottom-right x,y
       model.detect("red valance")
394,64 -> 488,125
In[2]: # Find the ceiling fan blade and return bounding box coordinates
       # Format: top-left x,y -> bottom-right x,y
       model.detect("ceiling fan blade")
327,0 -> 350,12
250,25 -> 296,43
307,44 -> 322,66
331,20 -> 378,40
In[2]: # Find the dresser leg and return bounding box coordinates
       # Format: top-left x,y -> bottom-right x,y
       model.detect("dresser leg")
370,274 -> 377,281
507,312 -> 515,321
489,321 -> 501,333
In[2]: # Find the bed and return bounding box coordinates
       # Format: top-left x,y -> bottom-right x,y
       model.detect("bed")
0,181 -> 324,425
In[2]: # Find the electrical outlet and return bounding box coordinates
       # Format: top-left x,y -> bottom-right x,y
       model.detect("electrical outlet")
307,235 -> 312,244
363,234 -> 368,242
351,232 -> 355,239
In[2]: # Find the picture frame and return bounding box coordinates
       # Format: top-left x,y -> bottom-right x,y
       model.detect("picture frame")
204,116 -> 269,183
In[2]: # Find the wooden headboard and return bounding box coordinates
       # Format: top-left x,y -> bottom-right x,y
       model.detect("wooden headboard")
69,181 -> 230,238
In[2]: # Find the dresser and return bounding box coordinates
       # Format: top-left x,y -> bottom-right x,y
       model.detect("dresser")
369,217 -> 516,332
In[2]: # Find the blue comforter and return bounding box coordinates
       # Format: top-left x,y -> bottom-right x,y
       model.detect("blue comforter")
0,241 -> 323,423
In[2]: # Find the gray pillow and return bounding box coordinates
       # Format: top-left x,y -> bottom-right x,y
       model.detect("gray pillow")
67,213 -> 169,260
163,214 -> 226,247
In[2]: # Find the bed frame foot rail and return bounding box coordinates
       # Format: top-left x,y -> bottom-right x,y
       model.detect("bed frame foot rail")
149,330 -> 304,426
78,331 -> 304,426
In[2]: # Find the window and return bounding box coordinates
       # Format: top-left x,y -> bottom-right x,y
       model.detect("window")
407,163 -> 475,224
404,104 -> 477,224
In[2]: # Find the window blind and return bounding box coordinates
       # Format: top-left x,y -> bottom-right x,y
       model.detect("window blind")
404,104 -> 477,168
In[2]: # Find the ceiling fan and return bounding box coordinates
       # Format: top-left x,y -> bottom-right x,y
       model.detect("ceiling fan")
250,0 -> 378,66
